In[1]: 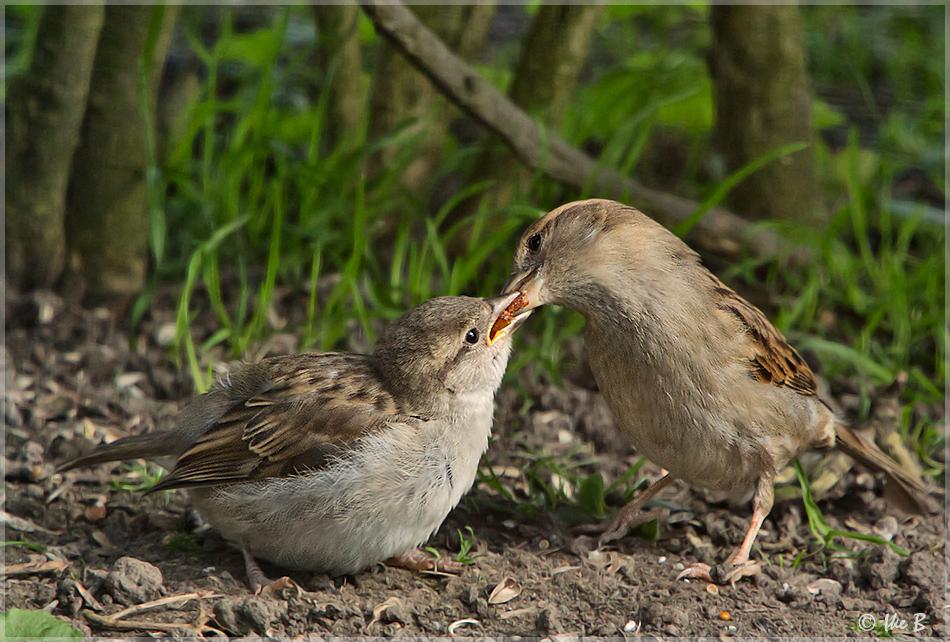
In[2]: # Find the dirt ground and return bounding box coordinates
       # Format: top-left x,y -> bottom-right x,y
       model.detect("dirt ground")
4,288 -> 947,638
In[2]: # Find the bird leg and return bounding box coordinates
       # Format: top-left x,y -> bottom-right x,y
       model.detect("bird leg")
725,482 -> 772,566
677,480 -> 773,584
575,473 -> 674,546
242,548 -> 294,596
385,548 -> 464,573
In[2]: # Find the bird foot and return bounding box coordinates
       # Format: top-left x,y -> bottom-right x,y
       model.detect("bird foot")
676,562 -> 713,582
386,549 -> 464,574
242,548 -> 296,597
573,507 -> 663,548
598,507 -> 663,546
255,575 -> 296,597
676,560 -> 761,585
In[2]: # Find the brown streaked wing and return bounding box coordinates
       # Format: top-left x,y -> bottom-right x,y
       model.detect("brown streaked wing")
710,275 -> 817,397
148,358 -> 405,492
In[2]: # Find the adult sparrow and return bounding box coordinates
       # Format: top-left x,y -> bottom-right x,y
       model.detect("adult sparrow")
503,198 -> 935,583
59,293 -> 530,592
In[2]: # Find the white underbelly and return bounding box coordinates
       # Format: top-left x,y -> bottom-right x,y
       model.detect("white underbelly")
192,416 -> 491,574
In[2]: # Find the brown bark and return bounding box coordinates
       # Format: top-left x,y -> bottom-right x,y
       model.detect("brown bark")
313,2 -> 365,150
6,5 -> 104,290
359,0 -> 796,260
64,5 -> 179,303
476,3 -> 604,209
367,4 -> 496,188
509,4 -> 604,130
709,5 -> 825,227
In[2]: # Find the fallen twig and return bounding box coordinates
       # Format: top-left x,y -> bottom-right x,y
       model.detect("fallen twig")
1,558 -> 68,577
82,610 -> 210,635
81,592 -> 224,637
1,510 -> 56,533
109,591 -> 221,621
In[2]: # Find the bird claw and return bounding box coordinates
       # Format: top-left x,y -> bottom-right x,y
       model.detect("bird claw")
676,562 -> 713,582
719,560 -> 761,585
386,549 -> 464,574
243,547 -> 297,597
572,507 -> 664,549
598,508 -> 663,546
255,575 -> 296,597
676,560 -> 762,585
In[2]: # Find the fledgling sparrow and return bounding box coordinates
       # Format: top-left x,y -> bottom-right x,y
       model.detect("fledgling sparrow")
503,198 -> 935,583
59,293 -> 531,593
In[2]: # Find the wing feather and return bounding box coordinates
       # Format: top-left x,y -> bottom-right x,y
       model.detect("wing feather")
709,275 -> 818,397
148,353 -> 407,492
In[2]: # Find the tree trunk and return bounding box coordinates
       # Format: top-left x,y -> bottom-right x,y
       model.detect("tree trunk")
360,0 -> 797,261
709,5 -> 825,227
509,4 -> 604,130
446,3 -> 603,252
479,3 -> 604,206
367,4 -> 496,188
313,2 -> 365,151
64,5 -> 178,303
6,5 -> 104,290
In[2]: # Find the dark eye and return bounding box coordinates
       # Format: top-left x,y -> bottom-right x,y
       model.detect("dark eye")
527,233 -> 542,252
464,328 -> 479,344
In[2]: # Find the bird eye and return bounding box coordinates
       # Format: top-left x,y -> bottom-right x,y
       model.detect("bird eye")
527,233 -> 542,252
464,328 -> 479,344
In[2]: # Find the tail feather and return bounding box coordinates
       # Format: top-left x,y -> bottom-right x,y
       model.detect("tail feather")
56,431 -> 181,473
835,423 -> 940,515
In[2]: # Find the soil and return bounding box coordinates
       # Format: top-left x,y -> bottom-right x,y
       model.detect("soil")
4,288 -> 946,639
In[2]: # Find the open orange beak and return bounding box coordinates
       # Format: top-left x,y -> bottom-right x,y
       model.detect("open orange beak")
486,291 -> 533,345
502,267 -> 545,313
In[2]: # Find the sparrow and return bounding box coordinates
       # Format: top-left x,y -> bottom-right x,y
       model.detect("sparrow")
502,198 -> 935,583
59,293 -> 531,593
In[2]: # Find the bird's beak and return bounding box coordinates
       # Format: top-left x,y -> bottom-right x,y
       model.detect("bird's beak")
502,267 -> 545,313
485,291 -> 533,346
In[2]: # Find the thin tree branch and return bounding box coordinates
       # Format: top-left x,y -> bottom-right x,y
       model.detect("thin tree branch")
359,0 -> 798,258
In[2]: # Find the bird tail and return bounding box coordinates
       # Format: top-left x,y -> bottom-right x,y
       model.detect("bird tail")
835,422 -> 940,514
56,431 -> 180,473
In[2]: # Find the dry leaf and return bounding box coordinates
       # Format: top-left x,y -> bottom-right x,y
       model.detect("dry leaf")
2,558 -> 68,577
488,577 -> 521,604
447,618 -> 478,636
587,549 -> 626,572
686,530 -> 712,549
550,565 -> 579,576
73,581 -> 105,612
91,530 -> 113,549
370,596 -> 405,626
115,372 -> 147,389
1,510 -> 54,533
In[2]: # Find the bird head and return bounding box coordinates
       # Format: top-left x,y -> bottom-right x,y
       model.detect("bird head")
374,293 -> 531,407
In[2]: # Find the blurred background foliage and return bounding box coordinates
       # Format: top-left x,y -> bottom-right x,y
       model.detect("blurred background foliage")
5,3 -> 945,473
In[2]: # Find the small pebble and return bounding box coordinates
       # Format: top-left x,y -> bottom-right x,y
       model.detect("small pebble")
719,611 -> 731,621
873,516 -> 898,542
657,556 -> 667,564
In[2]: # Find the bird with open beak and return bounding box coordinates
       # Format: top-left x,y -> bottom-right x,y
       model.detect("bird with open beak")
502,198 -> 935,583
59,293 -> 531,593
